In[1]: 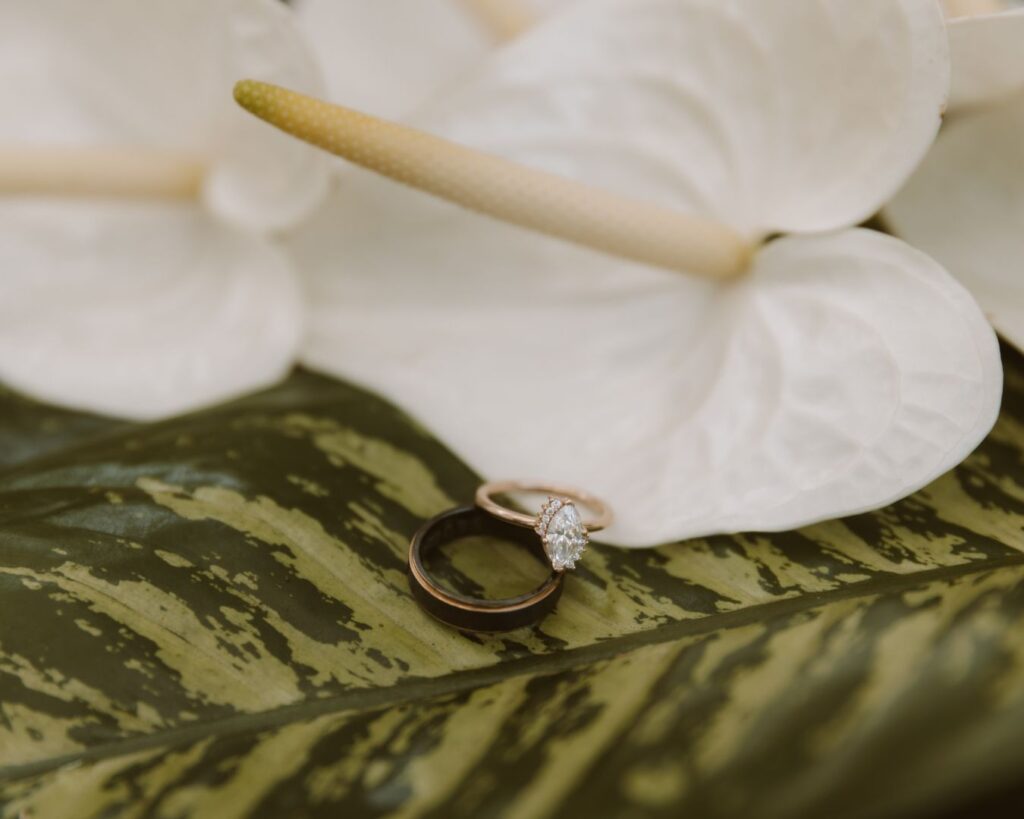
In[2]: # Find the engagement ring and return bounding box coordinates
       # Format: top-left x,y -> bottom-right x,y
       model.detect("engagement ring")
475,479 -> 613,571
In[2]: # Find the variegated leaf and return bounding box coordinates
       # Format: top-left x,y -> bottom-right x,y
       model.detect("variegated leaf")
2,351 -> 1024,817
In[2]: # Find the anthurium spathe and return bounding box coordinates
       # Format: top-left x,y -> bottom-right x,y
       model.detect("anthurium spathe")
291,0 -> 579,119
945,3 -> 1024,111
0,0 -> 329,419
887,6 -> 1024,351
239,0 -> 1001,546
292,0 -> 489,119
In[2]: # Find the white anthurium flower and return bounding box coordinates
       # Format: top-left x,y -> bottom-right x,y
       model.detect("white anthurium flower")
291,0 -> 579,119
292,0 -> 490,119
887,5 -> 1024,350
238,0 -> 1002,546
943,2 -> 1024,110
0,0 -> 329,419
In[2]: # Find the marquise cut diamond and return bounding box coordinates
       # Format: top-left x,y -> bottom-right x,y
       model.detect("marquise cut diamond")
541,501 -> 588,570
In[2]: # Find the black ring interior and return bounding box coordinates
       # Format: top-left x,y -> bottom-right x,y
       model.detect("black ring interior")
408,506 -> 563,631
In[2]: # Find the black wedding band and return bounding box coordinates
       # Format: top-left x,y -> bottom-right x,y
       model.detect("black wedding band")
407,506 -> 564,631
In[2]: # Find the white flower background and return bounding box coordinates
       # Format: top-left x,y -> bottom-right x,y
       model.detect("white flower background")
0,0 -> 1021,546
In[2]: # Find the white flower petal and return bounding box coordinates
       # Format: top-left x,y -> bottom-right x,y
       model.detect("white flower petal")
0,0 -> 328,230
948,9 -> 1024,111
886,91 -> 1024,349
294,170 -> 1000,544
522,0 -> 581,13
0,202 -> 303,420
293,0 -> 489,120
412,0 -> 949,236
288,0 -> 978,544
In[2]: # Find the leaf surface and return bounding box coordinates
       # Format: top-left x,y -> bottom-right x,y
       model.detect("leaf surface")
1,351 -> 1024,816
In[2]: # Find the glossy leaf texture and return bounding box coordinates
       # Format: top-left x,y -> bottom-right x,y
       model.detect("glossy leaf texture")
3,350 -> 1024,817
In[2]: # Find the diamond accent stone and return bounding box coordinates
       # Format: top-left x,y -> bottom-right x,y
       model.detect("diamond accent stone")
541,501 -> 588,571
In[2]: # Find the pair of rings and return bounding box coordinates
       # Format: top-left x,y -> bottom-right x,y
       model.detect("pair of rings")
407,480 -> 613,632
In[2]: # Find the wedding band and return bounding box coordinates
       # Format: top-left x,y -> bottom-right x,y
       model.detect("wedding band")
407,506 -> 564,631
475,480 -> 613,571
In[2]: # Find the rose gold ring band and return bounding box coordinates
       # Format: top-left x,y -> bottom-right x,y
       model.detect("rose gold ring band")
475,479 -> 614,532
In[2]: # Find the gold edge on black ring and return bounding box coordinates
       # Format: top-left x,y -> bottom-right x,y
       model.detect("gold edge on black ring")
408,557 -> 562,613
407,506 -> 565,631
